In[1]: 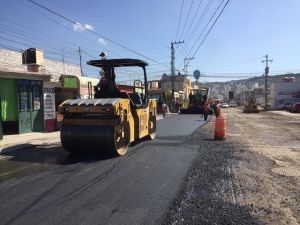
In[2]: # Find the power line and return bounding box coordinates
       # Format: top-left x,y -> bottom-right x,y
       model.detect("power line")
0,16 -> 81,52
0,23 -> 77,54
178,0 -> 194,42
17,1 -> 124,59
184,0 -> 226,61
182,0 -> 203,44
28,0 -> 171,68
192,0 -> 229,57
185,0 -> 213,48
175,0 -> 185,41
0,27 -> 76,55
196,56 -> 265,68
175,0 -> 213,59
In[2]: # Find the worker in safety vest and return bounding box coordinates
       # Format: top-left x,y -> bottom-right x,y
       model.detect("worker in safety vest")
203,103 -> 210,121
161,102 -> 167,118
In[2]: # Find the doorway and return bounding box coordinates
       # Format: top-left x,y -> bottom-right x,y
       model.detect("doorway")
0,78 -> 18,135
18,80 -> 44,134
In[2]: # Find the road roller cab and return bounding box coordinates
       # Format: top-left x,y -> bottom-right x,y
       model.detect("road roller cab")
59,59 -> 157,156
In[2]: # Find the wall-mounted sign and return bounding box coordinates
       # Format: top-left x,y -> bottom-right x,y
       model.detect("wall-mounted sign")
193,70 -> 200,80
63,77 -> 78,88
278,91 -> 300,95
44,87 -> 56,120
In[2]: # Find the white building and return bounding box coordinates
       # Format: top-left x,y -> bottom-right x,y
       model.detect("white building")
270,81 -> 300,109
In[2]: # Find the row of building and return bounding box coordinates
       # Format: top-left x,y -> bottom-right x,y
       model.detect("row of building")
0,48 -> 101,139
0,48 -> 195,140
233,78 -> 300,109
2,47 -> 298,141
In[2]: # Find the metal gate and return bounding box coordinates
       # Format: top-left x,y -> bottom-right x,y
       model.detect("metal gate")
18,80 -> 44,134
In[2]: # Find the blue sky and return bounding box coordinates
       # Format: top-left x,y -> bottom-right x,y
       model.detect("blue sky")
1,0 -> 300,84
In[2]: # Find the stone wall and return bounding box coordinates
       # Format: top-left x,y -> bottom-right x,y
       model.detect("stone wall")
0,49 -> 27,73
0,48 -> 81,76
42,59 -> 81,77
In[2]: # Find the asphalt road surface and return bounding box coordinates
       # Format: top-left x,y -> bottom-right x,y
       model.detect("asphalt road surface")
0,114 -> 210,225
2,108 -> 300,225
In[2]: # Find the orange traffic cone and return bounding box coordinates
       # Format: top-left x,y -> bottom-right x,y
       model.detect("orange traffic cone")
214,116 -> 226,140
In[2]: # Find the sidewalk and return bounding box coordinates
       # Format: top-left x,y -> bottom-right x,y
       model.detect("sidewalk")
0,131 -> 61,154
0,113 -> 179,154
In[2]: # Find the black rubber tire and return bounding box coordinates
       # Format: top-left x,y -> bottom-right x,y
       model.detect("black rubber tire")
180,108 -> 189,114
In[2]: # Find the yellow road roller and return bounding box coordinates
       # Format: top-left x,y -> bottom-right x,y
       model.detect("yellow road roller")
243,96 -> 259,113
58,59 -> 157,156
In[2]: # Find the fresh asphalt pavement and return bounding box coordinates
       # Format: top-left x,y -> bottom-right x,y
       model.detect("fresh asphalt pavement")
0,113 -> 211,225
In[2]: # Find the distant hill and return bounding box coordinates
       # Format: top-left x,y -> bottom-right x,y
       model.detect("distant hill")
201,73 -> 300,99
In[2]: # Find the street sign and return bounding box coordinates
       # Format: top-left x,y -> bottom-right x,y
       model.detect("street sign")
193,70 -> 200,80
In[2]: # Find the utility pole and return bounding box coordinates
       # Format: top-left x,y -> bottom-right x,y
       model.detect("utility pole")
79,47 -> 83,76
262,54 -> 273,111
62,49 -> 65,75
184,57 -> 194,76
171,41 -> 184,112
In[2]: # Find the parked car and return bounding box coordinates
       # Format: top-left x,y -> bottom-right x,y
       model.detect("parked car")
261,102 -> 270,108
229,102 -> 237,108
291,102 -> 300,113
277,102 -> 293,110
221,102 -> 229,108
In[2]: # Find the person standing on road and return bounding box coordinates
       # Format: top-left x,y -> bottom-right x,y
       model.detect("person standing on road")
175,101 -> 179,113
215,104 -> 221,118
203,103 -> 210,121
162,102 -> 167,118
213,102 -> 218,113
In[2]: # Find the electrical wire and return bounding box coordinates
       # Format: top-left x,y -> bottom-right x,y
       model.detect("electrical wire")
192,0 -> 229,57
178,0 -> 194,42
175,0 -> 214,61
28,0 -> 171,68
175,0 -> 185,41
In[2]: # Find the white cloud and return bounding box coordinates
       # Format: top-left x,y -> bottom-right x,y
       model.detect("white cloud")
73,22 -> 94,32
98,39 -> 107,45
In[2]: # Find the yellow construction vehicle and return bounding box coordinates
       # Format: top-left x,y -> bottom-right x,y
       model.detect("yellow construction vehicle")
243,96 -> 259,113
180,87 -> 212,114
58,59 -> 157,156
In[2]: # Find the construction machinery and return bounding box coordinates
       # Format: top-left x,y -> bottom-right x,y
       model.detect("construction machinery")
243,96 -> 259,113
58,59 -> 157,156
180,87 -> 213,114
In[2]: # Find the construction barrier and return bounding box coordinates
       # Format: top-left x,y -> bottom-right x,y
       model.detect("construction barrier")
214,116 -> 226,140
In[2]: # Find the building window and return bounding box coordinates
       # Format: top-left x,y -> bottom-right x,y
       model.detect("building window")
20,84 -> 29,111
32,84 -> 41,110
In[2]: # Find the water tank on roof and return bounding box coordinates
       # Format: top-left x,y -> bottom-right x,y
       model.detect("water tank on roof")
22,48 -> 44,65
289,77 -> 295,82
151,82 -> 158,88
282,77 -> 289,82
